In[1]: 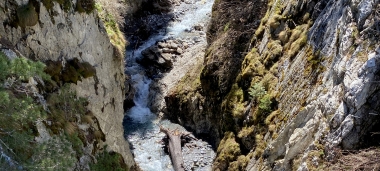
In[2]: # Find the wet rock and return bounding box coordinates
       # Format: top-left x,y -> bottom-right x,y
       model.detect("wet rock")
158,42 -> 168,48
193,24 -> 203,31
176,48 -> 183,54
170,42 -> 178,49
138,45 -> 173,72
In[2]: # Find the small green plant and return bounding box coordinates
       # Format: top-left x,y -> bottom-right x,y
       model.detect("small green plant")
248,83 -> 266,101
259,94 -> 272,111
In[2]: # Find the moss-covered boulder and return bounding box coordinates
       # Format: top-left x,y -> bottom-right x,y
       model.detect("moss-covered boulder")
17,3 -> 38,27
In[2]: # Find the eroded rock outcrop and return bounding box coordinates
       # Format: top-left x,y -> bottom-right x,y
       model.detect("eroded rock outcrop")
0,0 -> 135,169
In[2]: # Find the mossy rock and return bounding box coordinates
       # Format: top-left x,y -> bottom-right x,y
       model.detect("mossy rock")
61,65 -> 81,83
17,3 -> 39,28
68,58 -> 96,78
44,60 -> 63,82
213,132 -> 241,171
76,0 -> 95,13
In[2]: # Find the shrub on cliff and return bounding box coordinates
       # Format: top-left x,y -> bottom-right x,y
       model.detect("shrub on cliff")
0,52 -> 50,82
90,148 -> 129,171
0,52 -> 79,170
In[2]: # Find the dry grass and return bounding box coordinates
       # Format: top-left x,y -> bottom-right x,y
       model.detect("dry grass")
95,0 -> 126,23
326,147 -> 380,171
95,1 -> 127,57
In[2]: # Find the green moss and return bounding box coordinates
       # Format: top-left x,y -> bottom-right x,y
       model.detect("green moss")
224,84 -> 246,119
237,126 -> 254,138
285,24 -> 309,59
267,14 -> 284,30
44,60 -> 63,82
46,58 -> 96,84
241,49 -> 265,79
228,155 -> 250,171
253,134 -> 266,158
76,0 -> 95,13
62,65 -> 81,83
17,3 -> 38,28
265,109 -> 281,125
264,40 -> 283,66
255,24 -> 266,38
305,46 -> 326,75
213,132 -> 241,171
278,29 -> 289,44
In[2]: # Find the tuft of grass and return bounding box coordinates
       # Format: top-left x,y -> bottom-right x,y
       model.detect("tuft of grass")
95,3 -> 127,58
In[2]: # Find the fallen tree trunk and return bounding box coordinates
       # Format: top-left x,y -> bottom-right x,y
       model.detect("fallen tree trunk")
160,126 -> 185,171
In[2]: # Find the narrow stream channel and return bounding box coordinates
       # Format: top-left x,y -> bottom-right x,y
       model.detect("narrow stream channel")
123,0 -> 214,170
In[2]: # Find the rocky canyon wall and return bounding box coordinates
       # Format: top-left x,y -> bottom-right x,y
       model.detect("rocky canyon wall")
0,0 -> 135,169
166,0 -> 380,170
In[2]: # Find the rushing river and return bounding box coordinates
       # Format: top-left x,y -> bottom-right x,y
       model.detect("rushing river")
123,0 -> 214,170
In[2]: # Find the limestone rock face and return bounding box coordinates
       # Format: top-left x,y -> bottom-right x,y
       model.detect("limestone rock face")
0,0 -> 135,168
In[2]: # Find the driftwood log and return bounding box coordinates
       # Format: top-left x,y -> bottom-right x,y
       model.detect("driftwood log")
160,126 -> 197,171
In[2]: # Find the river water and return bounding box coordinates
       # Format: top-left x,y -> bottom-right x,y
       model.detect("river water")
123,0 -> 214,170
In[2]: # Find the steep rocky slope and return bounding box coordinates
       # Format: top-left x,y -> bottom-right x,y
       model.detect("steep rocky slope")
0,0 -> 136,169
165,0 -> 380,170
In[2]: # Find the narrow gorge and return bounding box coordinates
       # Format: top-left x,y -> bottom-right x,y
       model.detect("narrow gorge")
0,0 -> 380,170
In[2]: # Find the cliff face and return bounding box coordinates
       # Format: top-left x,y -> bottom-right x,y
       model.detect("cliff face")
0,0 -> 134,168
166,0 -> 380,170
